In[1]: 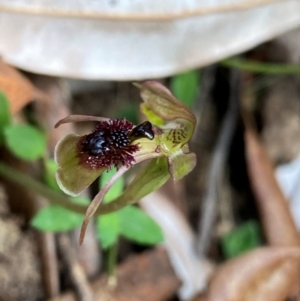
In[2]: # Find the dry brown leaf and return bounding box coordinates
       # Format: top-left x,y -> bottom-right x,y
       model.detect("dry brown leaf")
0,60 -> 48,113
244,121 -> 300,298
244,125 -> 300,247
206,247 -> 300,301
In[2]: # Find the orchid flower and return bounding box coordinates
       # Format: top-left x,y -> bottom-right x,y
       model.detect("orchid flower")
55,81 -> 197,243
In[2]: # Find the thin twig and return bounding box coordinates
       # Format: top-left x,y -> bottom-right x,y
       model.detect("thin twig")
197,69 -> 240,256
192,65 -> 217,143
48,248 -> 180,301
39,230 -> 60,298
58,234 -> 94,301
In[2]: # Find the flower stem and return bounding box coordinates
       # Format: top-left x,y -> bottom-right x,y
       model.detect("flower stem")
107,241 -> 118,287
0,162 -> 86,214
221,58 -> 300,74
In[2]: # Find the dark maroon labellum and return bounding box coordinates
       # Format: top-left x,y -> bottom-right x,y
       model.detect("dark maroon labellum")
81,128 -> 131,156
78,118 -> 154,170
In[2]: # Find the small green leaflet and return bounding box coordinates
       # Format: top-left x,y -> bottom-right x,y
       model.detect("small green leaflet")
100,168 -> 124,203
0,92 -> 11,143
44,159 -> 61,191
0,91 -> 11,129
31,205 -> 83,232
4,124 -> 46,161
221,220 -> 262,259
170,70 -> 200,108
97,213 -> 120,249
31,197 -> 88,232
97,205 -> 164,248
118,206 -> 164,245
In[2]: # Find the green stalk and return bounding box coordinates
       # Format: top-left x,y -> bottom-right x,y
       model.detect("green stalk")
107,241 -> 118,286
221,58 -> 300,74
0,162 -> 86,214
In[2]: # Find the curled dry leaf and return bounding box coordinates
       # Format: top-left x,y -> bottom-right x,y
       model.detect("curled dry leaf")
244,116 -> 300,298
206,247 -> 300,301
0,60 -> 48,113
244,126 -> 300,247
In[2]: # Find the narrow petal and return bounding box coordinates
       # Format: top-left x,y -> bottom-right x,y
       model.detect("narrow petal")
55,115 -> 110,128
55,134 -> 105,196
79,165 -> 128,244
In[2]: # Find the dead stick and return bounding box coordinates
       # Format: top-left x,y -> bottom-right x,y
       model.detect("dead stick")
58,234 -> 94,301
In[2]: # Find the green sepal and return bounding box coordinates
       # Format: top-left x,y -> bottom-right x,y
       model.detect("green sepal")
140,103 -> 164,127
168,151 -> 197,181
55,134 -> 105,196
134,81 -> 196,142
98,157 -> 170,214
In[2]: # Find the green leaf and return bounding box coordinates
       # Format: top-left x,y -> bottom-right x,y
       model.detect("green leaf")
0,92 -> 11,143
118,205 -> 164,245
221,220 -> 262,259
97,213 -> 120,249
99,168 -> 124,203
170,70 -> 200,107
44,159 -> 60,191
71,196 -> 90,205
116,104 -> 139,125
99,157 -> 170,214
4,124 -> 46,161
31,204 -> 83,232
